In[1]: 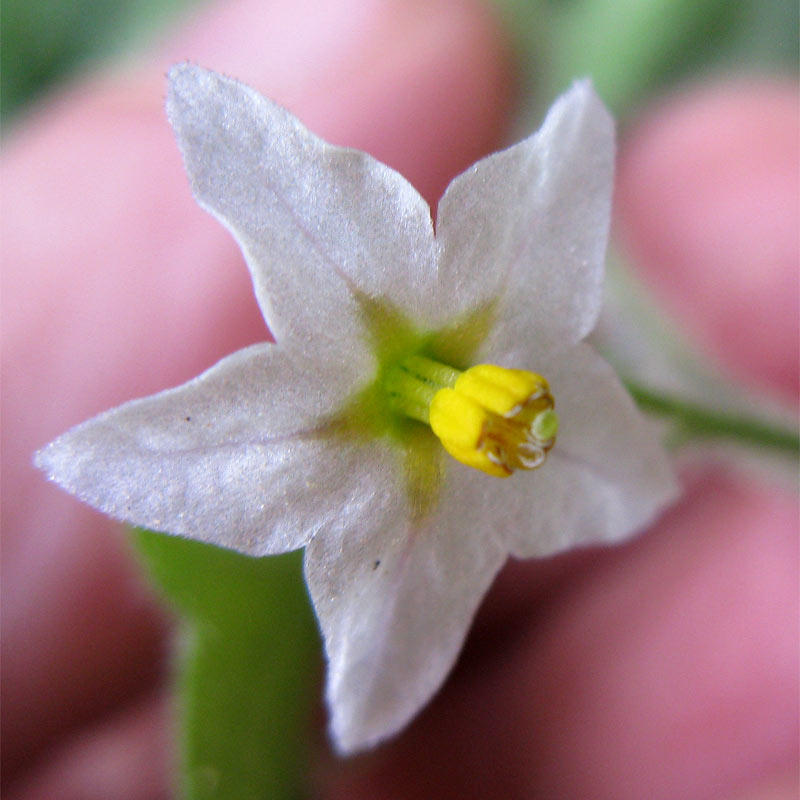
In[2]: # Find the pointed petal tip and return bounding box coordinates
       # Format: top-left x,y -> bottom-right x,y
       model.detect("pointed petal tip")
32,443 -> 46,470
327,709 -> 390,758
541,77 -> 613,145
165,63 -> 235,131
32,433 -> 83,498
166,61 -> 201,101
571,75 -> 594,91
563,76 -> 613,127
166,63 -> 251,104
166,61 -> 210,88
166,61 -> 189,82
33,437 -> 60,481
564,76 -> 597,100
328,726 -> 363,758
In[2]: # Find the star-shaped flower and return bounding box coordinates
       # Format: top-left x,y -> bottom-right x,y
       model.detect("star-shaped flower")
36,65 -> 677,754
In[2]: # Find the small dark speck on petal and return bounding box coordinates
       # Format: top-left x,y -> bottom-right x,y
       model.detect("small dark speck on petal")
185,416 -> 191,421
373,560 -> 380,570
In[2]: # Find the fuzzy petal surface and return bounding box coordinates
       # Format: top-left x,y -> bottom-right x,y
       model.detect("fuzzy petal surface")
304,464 -> 508,754
36,344 -> 395,555
498,343 -> 679,559
166,64 -> 439,371
436,80 -> 615,358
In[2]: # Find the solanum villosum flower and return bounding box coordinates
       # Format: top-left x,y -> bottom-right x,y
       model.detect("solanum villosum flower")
36,65 -> 677,754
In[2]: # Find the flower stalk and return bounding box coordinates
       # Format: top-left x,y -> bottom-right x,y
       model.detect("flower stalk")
626,381 -> 800,457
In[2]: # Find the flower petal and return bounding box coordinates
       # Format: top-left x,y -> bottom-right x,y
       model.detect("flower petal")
304,465 -> 508,754
35,344 -> 391,555
499,343 -> 678,559
166,64 -> 439,368
435,80 -> 615,355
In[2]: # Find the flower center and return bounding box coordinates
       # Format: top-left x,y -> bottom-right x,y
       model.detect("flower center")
384,356 -> 558,478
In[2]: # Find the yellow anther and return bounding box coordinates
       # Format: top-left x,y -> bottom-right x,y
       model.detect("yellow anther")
454,365 -> 550,417
429,364 -> 558,478
384,356 -> 558,478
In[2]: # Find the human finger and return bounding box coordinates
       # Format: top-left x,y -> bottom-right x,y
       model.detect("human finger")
615,79 -> 799,399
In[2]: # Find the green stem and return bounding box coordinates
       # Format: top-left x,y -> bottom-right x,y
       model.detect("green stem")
131,531 -> 317,800
626,381 -> 800,457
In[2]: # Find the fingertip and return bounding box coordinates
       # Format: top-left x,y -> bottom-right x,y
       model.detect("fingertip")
615,79 -> 799,400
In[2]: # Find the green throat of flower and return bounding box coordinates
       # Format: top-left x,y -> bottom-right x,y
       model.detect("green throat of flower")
332,291 -> 558,482
384,355 -> 559,478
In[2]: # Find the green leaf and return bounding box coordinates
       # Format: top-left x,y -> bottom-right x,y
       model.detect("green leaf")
548,0 -> 733,113
132,529 -> 319,800
1,0 -> 204,122
488,0 -> 798,119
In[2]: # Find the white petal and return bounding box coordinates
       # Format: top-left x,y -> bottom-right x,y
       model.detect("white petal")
435,81 -> 614,355
166,65 -> 439,369
501,343 -> 678,558
305,465 -> 508,754
35,344 -> 391,556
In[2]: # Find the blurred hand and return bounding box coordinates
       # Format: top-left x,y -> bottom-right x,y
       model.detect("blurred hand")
2,1 -> 796,798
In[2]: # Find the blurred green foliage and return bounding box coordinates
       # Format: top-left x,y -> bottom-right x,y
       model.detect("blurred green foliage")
1,0 -> 203,121
493,0 -> 798,117
2,0 -> 796,124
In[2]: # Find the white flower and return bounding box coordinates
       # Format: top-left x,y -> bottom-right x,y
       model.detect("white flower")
36,65 -> 677,754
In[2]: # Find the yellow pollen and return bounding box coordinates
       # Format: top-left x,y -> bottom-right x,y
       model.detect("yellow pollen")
428,364 -> 558,477
385,356 -> 558,478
